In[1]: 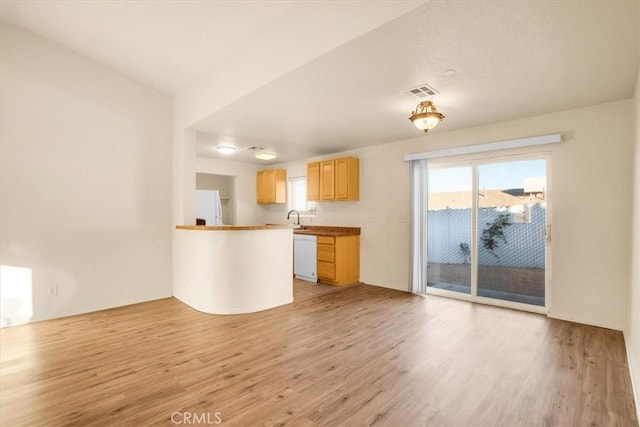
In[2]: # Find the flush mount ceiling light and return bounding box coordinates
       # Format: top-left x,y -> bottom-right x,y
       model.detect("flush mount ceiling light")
409,100 -> 445,133
216,144 -> 237,155
255,151 -> 277,160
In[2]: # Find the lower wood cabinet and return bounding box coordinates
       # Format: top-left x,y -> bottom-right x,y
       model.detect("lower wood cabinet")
317,235 -> 360,286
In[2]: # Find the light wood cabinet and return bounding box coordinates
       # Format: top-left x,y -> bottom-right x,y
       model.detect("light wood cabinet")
256,169 -> 287,204
307,162 -> 320,201
256,171 -> 266,204
319,160 -> 335,200
334,157 -> 359,200
317,235 -> 360,286
306,157 -> 359,202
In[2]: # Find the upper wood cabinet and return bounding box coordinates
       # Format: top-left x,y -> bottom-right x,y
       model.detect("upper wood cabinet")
256,170 -> 266,204
319,160 -> 335,201
335,157 -> 359,200
307,157 -> 359,202
256,169 -> 287,204
307,162 -> 320,201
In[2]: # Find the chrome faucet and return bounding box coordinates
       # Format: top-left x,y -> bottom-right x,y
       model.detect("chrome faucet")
287,209 -> 300,226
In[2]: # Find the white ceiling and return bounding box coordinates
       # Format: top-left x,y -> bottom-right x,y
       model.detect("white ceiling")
2,1 -> 639,165
0,0 -> 294,93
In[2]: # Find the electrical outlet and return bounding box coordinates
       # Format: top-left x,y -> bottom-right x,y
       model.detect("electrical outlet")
47,285 -> 58,297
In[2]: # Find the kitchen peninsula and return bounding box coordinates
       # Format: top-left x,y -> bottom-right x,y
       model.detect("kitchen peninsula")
173,225 -> 293,315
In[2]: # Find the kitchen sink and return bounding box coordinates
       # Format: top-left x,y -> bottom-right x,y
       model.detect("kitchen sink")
266,223 -> 307,229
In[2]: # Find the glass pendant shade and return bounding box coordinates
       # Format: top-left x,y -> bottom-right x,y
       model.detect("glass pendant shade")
409,101 -> 445,133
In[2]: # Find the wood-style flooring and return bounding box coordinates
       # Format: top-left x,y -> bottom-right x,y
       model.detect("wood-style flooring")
1,280 -> 637,426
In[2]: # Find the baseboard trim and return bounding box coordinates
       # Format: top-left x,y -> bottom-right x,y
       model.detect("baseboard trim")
623,330 -> 640,423
28,294 -> 174,324
548,311 -> 624,331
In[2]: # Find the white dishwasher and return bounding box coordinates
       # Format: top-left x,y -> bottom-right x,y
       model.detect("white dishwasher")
293,234 -> 317,282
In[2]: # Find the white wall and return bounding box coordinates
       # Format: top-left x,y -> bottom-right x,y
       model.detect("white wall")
262,99 -> 635,330
627,67 -> 640,417
195,157 -> 261,225
0,26 -> 173,321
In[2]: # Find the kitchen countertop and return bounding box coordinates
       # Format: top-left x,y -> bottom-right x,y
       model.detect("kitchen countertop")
293,225 -> 360,237
176,225 -> 291,231
176,224 -> 360,235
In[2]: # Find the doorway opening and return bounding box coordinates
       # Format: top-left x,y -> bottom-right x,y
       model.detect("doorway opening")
196,173 -> 236,226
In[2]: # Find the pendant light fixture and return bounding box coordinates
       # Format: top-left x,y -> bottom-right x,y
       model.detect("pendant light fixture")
409,101 -> 445,133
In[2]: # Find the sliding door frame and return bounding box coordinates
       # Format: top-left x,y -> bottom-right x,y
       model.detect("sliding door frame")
425,151 -> 552,315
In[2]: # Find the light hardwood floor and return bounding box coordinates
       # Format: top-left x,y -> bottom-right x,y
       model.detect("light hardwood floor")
1,280 -> 637,426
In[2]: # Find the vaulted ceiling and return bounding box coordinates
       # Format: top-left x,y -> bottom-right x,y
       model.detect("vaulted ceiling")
2,1 -> 638,164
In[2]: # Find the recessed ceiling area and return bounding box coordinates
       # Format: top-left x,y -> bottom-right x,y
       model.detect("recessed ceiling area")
195,132 -> 324,165
192,1 -> 638,164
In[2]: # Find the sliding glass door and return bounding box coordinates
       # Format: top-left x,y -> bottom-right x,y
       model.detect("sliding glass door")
426,166 -> 472,295
426,157 -> 549,311
476,160 -> 547,306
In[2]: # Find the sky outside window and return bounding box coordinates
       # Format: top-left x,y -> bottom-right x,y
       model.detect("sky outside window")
429,159 -> 546,193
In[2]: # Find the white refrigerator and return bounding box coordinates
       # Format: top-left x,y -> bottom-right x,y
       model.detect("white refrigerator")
196,190 -> 223,226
